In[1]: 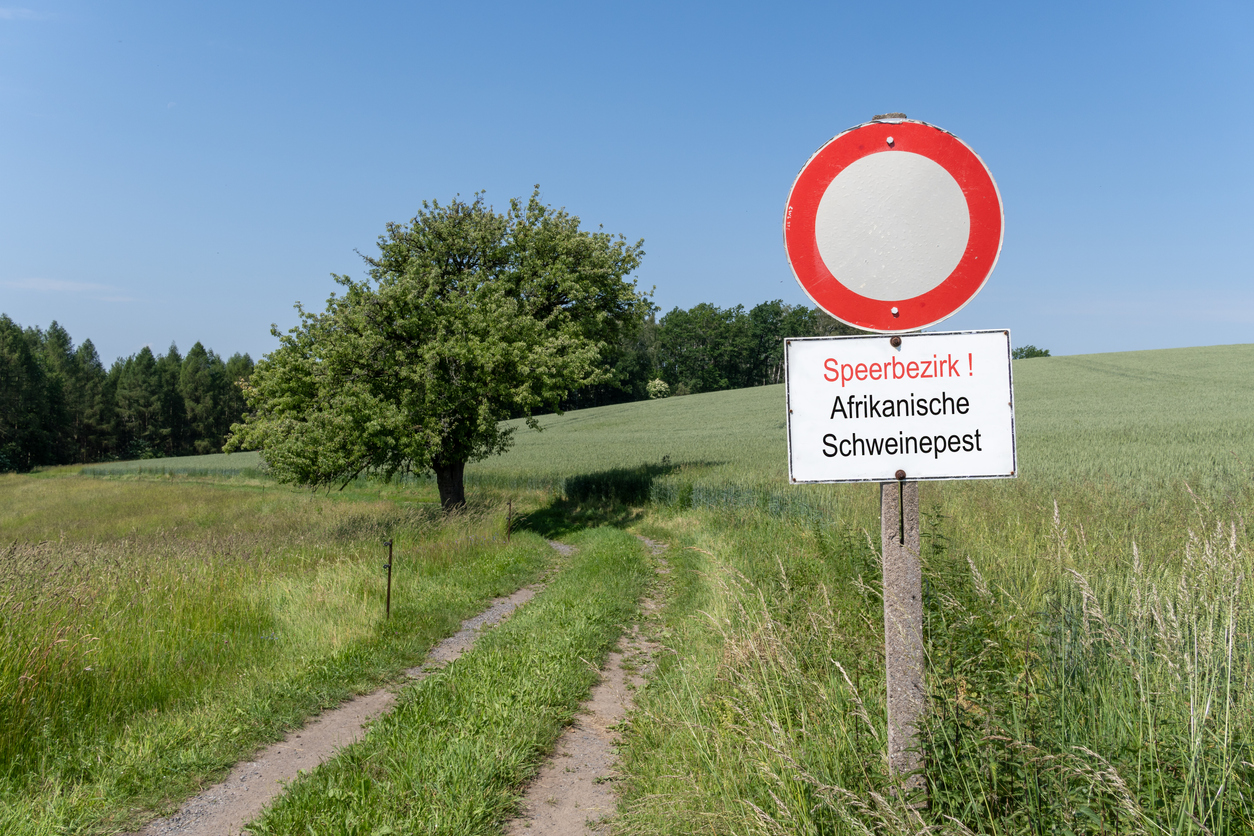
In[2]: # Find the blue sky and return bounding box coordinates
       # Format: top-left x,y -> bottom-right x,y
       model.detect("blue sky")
2,1 -> 1251,365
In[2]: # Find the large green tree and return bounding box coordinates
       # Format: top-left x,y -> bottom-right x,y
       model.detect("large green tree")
227,191 -> 648,509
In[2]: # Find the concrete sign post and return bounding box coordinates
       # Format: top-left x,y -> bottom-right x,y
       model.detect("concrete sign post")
782,116 -> 1009,793
880,477 -> 921,781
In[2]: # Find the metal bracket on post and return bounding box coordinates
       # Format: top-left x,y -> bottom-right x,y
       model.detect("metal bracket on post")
881,476 -> 923,791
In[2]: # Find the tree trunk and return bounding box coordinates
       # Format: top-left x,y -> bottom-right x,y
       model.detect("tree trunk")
433,459 -> 467,512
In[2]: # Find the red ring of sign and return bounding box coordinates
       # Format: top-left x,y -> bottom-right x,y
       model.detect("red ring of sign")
783,120 -> 1003,333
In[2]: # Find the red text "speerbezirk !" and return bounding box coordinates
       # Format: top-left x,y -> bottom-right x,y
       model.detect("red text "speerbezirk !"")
822,354 -> 969,387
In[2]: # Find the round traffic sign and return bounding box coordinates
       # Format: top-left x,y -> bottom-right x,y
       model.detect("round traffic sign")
784,119 -> 1003,333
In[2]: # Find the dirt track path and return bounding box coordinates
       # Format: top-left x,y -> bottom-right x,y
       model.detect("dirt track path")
127,583 -> 544,836
504,535 -> 667,835
128,535 -> 668,836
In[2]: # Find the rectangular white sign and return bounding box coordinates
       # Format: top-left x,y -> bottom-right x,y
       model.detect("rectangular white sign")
785,330 -> 1017,483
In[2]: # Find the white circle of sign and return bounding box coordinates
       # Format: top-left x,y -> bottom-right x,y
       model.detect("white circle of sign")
813,151 -> 970,302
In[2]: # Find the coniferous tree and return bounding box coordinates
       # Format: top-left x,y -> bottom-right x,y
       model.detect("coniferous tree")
72,340 -> 109,462
0,315 -> 51,471
0,298 -> 870,471
37,322 -> 79,463
154,345 -> 186,456
180,342 -> 226,454
113,348 -> 163,459
0,316 -> 254,469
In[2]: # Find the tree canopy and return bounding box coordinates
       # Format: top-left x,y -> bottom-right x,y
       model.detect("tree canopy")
227,191 -> 649,509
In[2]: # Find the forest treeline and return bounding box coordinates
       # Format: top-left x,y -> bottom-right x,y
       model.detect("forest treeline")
1,300 -> 853,471
0,315 -> 253,471
560,299 -> 865,410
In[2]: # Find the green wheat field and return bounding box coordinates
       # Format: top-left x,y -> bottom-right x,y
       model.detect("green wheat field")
5,343 -> 1253,835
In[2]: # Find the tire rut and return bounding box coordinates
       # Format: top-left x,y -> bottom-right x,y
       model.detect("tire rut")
504,534 -> 668,835
126,578 -> 548,836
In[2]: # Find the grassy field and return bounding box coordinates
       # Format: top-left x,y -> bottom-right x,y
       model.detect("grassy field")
471,342 -> 1254,493
0,474 -> 553,835
81,451 -> 267,478
11,343 -> 1254,834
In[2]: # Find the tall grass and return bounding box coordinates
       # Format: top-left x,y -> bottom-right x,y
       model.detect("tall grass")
617,500 -> 918,835
9,342 -> 1251,833
0,474 -> 552,836
617,491 -> 1254,834
921,500 -> 1254,833
0,536 -> 275,777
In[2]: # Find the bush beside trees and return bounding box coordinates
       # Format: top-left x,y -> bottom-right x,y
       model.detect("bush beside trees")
1012,345 -> 1051,359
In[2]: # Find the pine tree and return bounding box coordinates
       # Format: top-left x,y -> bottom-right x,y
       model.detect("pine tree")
154,345 -> 187,456
114,348 -> 163,459
0,316 -> 52,471
180,342 -> 226,454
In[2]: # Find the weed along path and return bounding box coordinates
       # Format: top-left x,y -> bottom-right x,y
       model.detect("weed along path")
128,584 -> 544,836
505,535 -> 668,835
